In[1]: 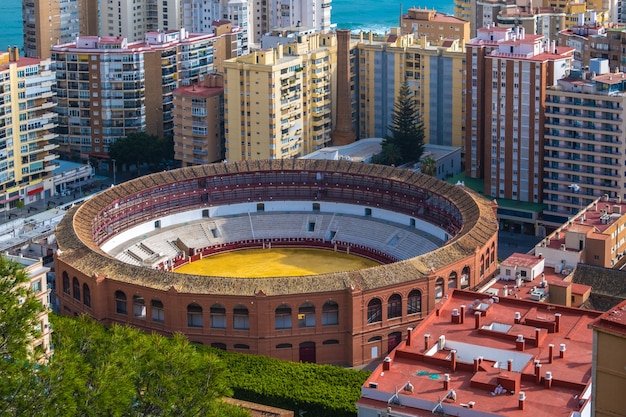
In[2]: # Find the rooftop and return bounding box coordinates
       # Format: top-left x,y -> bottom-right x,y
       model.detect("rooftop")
358,290 -> 599,417
589,299 -> 626,336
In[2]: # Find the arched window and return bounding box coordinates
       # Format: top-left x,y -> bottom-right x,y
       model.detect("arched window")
72,278 -> 80,301
115,290 -> 127,315
234,344 -> 250,350
210,304 -> 226,328
83,284 -> 91,307
480,255 -> 485,277
187,303 -> 203,327
490,242 -> 496,264
275,304 -> 292,329
323,339 -> 339,345
407,289 -> 422,315
368,335 -> 383,342
435,277 -> 444,302
151,299 -> 164,322
461,266 -> 470,289
133,295 -> 146,318
233,305 -> 249,330
485,250 -> 490,270
276,343 -> 292,349
387,294 -> 402,319
62,272 -> 70,294
448,271 -> 458,289
211,342 -> 227,350
298,302 -> 316,328
367,298 -> 382,324
322,301 -> 339,326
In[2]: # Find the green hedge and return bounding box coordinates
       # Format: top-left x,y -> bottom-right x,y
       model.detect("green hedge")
202,347 -> 370,417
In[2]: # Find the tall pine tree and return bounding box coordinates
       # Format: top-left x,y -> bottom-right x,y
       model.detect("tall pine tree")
380,81 -> 425,165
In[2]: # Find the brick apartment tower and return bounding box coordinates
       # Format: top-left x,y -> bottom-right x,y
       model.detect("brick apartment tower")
331,29 -> 356,146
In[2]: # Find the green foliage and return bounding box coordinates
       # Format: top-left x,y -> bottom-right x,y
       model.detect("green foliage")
108,132 -> 174,168
421,156 -> 437,177
45,315 -> 248,417
15,200 -> 25,209
377,81 -> 425,165
206,348 -> 371,417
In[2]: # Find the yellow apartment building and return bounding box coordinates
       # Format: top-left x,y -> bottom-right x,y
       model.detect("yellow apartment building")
223,33 -> 337,161
400,7 -> 470,43
356,29 -> 466,149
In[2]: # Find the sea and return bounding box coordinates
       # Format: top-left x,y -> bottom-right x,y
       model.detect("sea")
0,0 -> 454,52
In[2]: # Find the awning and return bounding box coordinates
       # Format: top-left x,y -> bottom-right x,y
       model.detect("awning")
27,186 -> 44,196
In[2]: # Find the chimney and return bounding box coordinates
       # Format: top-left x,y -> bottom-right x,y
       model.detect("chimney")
535,363 -> 542,384
406,327 -> 413,346
473,357 -> 480,373
554,313 -> 561,333
535,328 -> 541,347
507,359 -> 513,372
438,335 -> 446,350
383,356 -> 392,371
443,373 -> 451,390
459,305 -> 465,324
514,312 -> 521,324
544,371 -> 553,389
331,29 -> 356,146
518,392 -> 526,410
516,335 -> 525,351
559,343 -> 566,358
424,333 -> 431,351
475,311 -> 481,329
450,350 -> 457,372
548,344 -> 554,364
451,308 -> 460,324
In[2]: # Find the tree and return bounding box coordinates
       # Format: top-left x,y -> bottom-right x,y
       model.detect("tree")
379,81 -> 425,165
0,256 -> 46,416
108,132 -> 174,169
371,142 -> 403,166
420,156 -> 437,177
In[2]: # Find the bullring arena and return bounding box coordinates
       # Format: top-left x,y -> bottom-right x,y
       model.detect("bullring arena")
55,159 -> 499,366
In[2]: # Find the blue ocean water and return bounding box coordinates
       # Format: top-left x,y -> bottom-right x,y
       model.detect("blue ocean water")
0,0 -> 455,52
0,0 -> 23,52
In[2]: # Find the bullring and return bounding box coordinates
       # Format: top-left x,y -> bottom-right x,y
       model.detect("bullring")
54,159 -> 499,366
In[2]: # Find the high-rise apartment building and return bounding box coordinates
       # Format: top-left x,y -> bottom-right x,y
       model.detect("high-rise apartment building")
465,26 -> 573,204
52,28 -> 241,161
223,32 -> 336,160
250,0 -> 333,45
400,7 -> 470,42
100,0 -> 184,42
182,0 -> 250,54
356,30 -> 466,149
22,0 -> 98,59
0,49 -> 58,211
173,74 -> 225,166
543,59 -> 625,227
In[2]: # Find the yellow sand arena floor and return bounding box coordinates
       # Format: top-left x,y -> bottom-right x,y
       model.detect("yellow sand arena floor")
174,247 -> 380,278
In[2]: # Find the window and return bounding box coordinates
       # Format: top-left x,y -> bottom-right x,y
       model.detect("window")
276,343 -> 292,349
298,302 -> 316,328
62,272 -> 70,294
72,278 -> 80,301
322,301 -> 338,325
210,304 -> 226,328
133,295 -> 146,318
83,284 -> 91,307
367,298 -> 382,323
187,303 -> 203,327
435,278 -> 444,302
234,344 -> 250,350
322,339 -> 339,345
448,272 -> 458,289
211,342 -> 227,350
387,294 -> 402,319
151,299 -> 164,322
275,304 -> 292,329
407,289 -> 422,315
233,305 -> 249,330
115,290 -> 127,315
461,266 -> 470,289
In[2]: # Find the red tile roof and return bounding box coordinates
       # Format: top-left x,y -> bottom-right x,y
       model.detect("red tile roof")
358,290 -> 599,417
589,299 -> 626,336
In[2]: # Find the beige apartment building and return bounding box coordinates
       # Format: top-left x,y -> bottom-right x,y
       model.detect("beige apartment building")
52,28 -> 241,162
223,33 -> 337,161
100,0 -> 184,42
356,30 -> 466,149
543,59 -> 626,227
0,49 -> 58,212
400,7 -> 470,42
173,74 -> 225,166
22,0 -> 98,59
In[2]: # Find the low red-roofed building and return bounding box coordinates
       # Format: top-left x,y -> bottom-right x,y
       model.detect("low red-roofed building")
589,300 -> 626,417
357,290 -> 599,417
400,7 -> 469,42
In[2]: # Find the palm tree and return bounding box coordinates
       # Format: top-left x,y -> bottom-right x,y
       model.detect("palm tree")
421,156 -> 437,177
